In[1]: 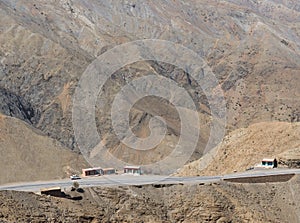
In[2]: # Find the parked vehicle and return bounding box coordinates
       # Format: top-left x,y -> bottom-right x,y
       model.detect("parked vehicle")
70,174 -> 81,180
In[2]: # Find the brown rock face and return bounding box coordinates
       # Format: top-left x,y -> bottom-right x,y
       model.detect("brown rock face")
0,0 -> 299,167
1,178 -> 300,222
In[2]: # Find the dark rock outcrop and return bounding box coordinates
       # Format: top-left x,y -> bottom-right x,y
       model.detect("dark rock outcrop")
0,87 -> 39,124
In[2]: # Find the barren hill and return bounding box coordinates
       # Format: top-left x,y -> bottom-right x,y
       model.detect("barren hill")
0,0 -> 299,167
0,114 -> 87,184
1,1 -> 300,221
178,121 -> 300,176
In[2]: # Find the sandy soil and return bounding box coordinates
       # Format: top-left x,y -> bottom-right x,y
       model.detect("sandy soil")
0,114 -> 88,184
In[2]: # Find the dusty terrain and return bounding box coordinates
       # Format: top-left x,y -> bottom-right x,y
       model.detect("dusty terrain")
0,113 -> 87,184
0,175 -> 300,223
0,0 -> 299,168
278,148 -> 300,168
178,121 -> 300,176
0,0 -> 299,221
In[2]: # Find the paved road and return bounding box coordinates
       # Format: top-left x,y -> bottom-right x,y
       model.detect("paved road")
1,168 -> 300,192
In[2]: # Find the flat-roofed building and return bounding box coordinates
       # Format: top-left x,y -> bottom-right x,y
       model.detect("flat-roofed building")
124,166 -> 141,175
261,158 -> 278,168
82,167 -> 103,177
40,187 -> 63,197
103,168 -> 116,175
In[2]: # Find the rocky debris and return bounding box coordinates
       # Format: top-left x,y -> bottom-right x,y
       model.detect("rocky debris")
279,159 -> 300,168
278,148 -> 300,168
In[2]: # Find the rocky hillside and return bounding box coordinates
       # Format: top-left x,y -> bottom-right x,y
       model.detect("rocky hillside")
278,148 -> 300,168
1,176 -> 300,222
0,0 -> 299,167
0,114 -> 87,184
178,121 -> 300,176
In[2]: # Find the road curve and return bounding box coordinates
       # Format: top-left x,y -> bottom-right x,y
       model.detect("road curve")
1,168 -> 300,192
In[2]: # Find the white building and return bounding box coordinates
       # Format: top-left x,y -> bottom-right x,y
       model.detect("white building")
123,166 -> 142,175
260,158 -> 278,168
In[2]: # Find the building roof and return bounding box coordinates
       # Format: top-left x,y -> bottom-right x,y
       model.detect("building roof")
40,187 -> 61,192
102,167 -> 115,171
124,165 -> 141,169
82,167 -> 102,171
262,158 -> 276,162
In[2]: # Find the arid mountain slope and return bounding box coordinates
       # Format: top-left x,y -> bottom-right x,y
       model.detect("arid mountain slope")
0,114 -> 87,184
0,0 -> 299,166
1,176 -> 300,222
178,121 -> 300,176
